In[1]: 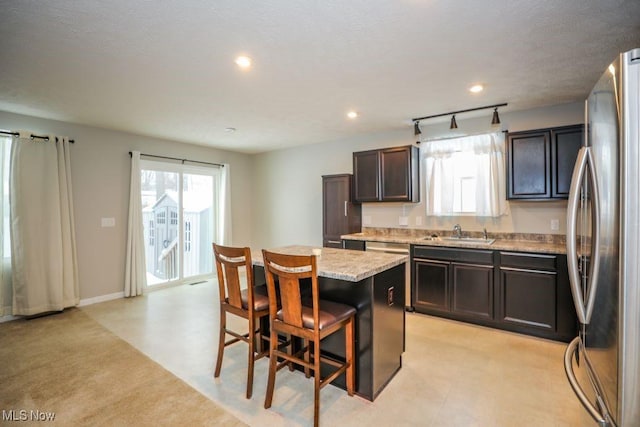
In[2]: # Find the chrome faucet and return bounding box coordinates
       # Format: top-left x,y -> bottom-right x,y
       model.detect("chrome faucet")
453,224 -> 462,238
483,228 -> 488,240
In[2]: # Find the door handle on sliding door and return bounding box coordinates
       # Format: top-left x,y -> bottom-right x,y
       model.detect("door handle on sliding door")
566,147 -> 601,325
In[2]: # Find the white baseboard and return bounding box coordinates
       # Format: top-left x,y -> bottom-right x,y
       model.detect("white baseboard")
0,292 -> 124,323
78,291 -> 124,307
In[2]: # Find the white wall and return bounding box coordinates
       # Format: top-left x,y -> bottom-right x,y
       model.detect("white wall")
0,101 -> 584,300
0,111 -> 254,300
252,102 -> 584,248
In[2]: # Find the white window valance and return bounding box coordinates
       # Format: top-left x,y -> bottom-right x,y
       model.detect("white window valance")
423,132 -> 509,217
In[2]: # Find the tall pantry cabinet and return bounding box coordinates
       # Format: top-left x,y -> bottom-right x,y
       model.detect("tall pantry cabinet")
322,174 -> 362,248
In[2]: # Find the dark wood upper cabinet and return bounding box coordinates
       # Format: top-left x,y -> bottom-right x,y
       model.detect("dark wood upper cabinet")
506,124 -> 583,200
551,126 -> 583,197
353,150 -> 380,202
322,174 -> 361,248
353,145 -> 420,203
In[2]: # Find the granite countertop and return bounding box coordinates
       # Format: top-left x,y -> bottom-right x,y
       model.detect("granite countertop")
251,245 -> 408,282
341,229 -> 567,255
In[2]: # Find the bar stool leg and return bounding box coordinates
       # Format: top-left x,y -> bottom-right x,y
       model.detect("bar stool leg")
264,327 -> 278,409
214,309 -> 226,378
346,316 -> 355,396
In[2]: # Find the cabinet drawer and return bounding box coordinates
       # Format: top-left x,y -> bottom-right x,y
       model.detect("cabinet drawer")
413,246 -> 493,264
499,252 -> 557,271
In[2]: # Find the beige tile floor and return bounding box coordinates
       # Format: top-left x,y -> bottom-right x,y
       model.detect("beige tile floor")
82,281 -> 589,427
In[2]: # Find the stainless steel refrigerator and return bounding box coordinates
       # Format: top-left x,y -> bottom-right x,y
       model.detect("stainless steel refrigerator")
564,48 -> 640,427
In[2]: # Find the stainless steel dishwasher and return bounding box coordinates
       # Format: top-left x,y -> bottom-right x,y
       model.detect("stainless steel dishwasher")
364,241 -> 412,311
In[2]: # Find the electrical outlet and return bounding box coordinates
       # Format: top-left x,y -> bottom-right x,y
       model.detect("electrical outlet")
101,217 -> 115,227
363,215 -> 372,225
415,216 -> 422,226
550,219 -> 560,231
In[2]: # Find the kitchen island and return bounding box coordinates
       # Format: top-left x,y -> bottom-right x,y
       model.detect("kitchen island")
251,245 -> 407,401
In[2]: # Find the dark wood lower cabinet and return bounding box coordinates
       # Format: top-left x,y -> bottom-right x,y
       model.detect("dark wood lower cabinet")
411,246 -> 577,342
414,259 -> 449,313
497,252 -> 576,341
451,263 -> 494,319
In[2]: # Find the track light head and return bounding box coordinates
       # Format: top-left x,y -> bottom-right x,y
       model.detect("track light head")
414,121 -> 421,136
450,115 -> 458,129
491,108 -> 501,125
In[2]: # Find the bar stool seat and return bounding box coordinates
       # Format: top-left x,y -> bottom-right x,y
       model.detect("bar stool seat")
279,299 -> 355,330
239,286 -> 270,311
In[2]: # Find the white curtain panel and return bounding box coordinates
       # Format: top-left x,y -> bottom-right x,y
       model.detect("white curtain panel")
124,151 -> 146,297
219,164 -> 232,245
10,133 -> 79,315
424,132 -> 508,217
0,136 -> 11,316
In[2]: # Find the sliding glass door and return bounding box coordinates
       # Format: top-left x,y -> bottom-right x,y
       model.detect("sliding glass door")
140,159 -> 220,288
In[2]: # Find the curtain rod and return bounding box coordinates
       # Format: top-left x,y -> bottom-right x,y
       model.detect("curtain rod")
422,129 -> 508,143
129,152 -> 224,168
412,103 -> 508,122
0,129 -> 75,143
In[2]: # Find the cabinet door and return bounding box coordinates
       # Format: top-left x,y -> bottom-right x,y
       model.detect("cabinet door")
451,263 -> 494,319
507,131 -> 551,199
380,146 -> 411,201
323,175 -> 350,247
353,150 -> 380,202
413,259 -> 449,312
499,268 -> 557,331
551,125 -> 583,198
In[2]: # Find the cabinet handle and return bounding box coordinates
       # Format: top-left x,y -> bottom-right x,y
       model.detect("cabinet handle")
327,240 -> 341,244
344,201 -> 348,217
387,286 -> 394,306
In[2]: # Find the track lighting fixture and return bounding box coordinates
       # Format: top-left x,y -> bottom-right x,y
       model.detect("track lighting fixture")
491,107 -> 501,125
411,102 -> 507,138
414,121 -> 422,136
414,120 -> 422,144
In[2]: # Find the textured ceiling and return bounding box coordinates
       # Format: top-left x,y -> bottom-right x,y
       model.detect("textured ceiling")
1,1 -> 639,153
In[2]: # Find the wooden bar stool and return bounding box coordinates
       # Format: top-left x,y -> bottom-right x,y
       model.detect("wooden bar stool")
262,250 -> 356,427
213,244 -> 269,399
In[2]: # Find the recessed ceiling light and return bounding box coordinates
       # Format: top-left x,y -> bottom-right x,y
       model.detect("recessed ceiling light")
235,56 -> 252,69
469,84 -> 484,93
224,127 -> 236,133
347,111 -> 358,119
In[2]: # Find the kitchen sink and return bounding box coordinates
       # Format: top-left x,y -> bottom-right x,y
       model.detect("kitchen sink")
439,236 -> 495,245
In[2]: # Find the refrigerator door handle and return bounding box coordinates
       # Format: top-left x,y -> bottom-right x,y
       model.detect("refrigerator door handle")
566,147 -> 601,325
564,337 -> 611,427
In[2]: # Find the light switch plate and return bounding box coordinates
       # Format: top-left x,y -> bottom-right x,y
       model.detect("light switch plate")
363,215 -> 372,225
550,219 -> 559,231
101,217 -> 115,227
415,216 -> 422,226
399,216 -> 409,226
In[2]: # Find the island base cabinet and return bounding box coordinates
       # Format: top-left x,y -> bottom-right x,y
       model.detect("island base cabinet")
252,263 -> 405,401
319,264 -> 405,401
